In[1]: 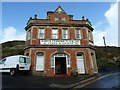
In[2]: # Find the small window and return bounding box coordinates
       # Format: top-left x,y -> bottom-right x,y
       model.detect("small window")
27,29 -> 31,40
55,18 -> 65,21
55,18 -> 58,21
26,58 -> 30,63
52,28 -> 58,39
62,28 -> 68,39
38,28 -> 45,39
19,57 -> 30,63
75,29 -> 81,39
0,59 -> 6,64
19,57 -> 25,63
88,31 -> 93,41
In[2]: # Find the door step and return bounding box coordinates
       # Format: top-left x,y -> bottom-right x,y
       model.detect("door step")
54,74 -> 67,77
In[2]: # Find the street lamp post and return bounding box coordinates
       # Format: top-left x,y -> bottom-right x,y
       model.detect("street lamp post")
103,36 -> 107,61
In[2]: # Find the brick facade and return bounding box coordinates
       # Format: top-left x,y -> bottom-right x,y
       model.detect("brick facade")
24,6 -> 98,76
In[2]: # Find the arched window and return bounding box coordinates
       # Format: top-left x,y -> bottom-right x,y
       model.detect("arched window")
76,53 -> 85,74
36,52 -> 44,71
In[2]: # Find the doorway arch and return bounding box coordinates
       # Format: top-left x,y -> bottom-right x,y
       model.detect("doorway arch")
51,53 -> 70,75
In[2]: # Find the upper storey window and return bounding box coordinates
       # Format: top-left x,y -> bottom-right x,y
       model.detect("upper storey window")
52,28 -> 58,39
54,17 -> 66,22
88,31 -> 93,41
26,29 -> 31,40
38,28 -> 45,39
75,29 -> 82,39
62,28 -> 69,39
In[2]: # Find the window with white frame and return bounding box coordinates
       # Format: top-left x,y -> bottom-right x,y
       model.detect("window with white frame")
75,29 -> 81,39
62,28 -> 68,39
38,28 -> 45,39
54,17 -> 66,21
27,29 -> 31,40
36,52 -> 44,71
88,31 -> 93,41
55,18 -> 58,21
52,28 -> 58,39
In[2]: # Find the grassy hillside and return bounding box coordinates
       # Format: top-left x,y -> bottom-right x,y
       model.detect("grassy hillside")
94,46 -> 120,70
1,40 -> 25,58
1,41 -> 120,70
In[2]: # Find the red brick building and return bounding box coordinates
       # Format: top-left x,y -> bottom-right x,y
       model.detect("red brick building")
24,6 -> 98,76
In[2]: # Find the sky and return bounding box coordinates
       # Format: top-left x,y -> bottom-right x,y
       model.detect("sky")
0,0 -> 119,47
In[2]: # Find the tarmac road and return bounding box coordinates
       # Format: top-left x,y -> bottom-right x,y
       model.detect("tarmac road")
1,73 -> 51,89
0,73 -> 90,89
76,72 -> 120,89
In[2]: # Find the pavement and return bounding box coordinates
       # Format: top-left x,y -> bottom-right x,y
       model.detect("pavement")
49,74 -> 99,88
48,69 -> 119,88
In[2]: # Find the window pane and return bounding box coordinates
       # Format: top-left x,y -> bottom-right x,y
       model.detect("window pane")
37,52 -> 44,56
39,29 -> 45,39
26,58 -> 30,63
62,28 -> 68,39
52,29 -> 58,39
0,59 -> 6,64
76,29 -> 81,39
27,29 -> 31,40
88,31 -> 93,41
19,57 -> 25,63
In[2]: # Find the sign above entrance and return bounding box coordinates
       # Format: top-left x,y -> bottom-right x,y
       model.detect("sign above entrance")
40,40 -> 80,45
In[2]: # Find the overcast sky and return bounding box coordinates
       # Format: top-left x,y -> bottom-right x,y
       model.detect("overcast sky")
0,0 -> 119,47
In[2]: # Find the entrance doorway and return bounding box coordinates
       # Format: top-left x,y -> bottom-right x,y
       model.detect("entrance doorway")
55,57 -> 66,74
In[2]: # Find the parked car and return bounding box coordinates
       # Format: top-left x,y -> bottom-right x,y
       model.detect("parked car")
0,55 -> 31,76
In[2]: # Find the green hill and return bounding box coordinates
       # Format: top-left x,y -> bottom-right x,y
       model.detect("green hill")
1,40 -> 120,70
1,40 -> 25,58
94,46 -> 120,70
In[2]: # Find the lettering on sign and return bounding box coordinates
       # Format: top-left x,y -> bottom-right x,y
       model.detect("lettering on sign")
40,40 -> 80,45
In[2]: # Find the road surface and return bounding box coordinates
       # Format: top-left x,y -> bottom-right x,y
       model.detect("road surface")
77,72 -> 120,89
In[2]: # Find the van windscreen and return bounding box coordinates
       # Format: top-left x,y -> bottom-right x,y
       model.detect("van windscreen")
0,59 -> 6,64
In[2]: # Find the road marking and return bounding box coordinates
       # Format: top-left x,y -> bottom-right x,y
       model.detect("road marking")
74,72 -> 120,88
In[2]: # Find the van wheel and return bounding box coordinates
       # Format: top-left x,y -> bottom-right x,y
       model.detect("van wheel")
10,69 -> 16,76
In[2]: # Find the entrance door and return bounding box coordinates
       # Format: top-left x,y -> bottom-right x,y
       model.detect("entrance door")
55,57 -> 66,74
77,53 -> 85,74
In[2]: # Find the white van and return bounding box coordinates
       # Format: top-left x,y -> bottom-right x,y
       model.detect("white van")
0,55 -> 31,76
